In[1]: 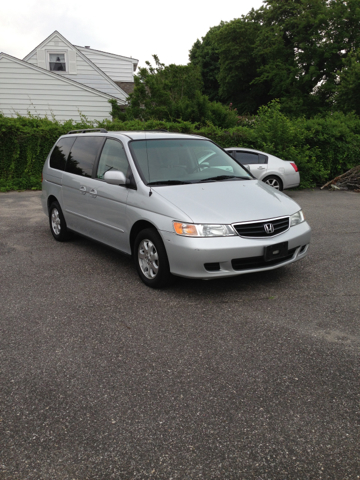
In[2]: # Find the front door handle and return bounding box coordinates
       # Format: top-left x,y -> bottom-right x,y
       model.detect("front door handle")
257,166 -> 266,170
90,188 -> 98,198
80,186 -> 87,194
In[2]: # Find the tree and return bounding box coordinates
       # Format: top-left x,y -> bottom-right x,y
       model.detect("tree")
335,52 -> 360,116
127,55 -> 203,122
253,0 -> 360,115
216,11 -> 273,115
126,56 -> 239,127
189,24 -> 224,102
191,0 -> 360,117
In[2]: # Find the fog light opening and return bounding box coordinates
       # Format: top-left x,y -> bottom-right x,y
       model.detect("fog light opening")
204,262 -> 221,272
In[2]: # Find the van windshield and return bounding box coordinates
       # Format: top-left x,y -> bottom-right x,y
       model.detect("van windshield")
129,139 -> 252,185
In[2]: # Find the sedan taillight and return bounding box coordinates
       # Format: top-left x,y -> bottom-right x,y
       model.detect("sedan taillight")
290,162 -> 298,172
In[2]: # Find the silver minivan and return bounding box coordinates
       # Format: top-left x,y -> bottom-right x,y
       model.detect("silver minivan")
41,129 -> 311,288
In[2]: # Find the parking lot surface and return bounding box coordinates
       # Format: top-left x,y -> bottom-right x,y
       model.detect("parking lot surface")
0,189 -> 359,479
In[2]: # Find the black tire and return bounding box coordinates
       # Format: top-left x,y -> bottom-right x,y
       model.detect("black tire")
49,201 -> 69,241
263,175 -> 283,191
134,228 -> 175,288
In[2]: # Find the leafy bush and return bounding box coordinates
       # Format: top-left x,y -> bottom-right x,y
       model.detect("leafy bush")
304,111 -> 360,180
1,104 -> 360,191
112,56 -> 240,128
244,101 -> 323,188
0,115 -> 99,192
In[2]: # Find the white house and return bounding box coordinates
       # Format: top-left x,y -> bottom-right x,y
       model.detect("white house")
0,31 -> 138,121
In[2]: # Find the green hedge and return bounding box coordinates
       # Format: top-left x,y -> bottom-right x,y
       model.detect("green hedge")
1,104 -> 360,191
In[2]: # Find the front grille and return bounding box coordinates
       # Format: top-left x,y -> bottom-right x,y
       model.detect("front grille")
233,217 -> 289,238
232,247 -> 297,271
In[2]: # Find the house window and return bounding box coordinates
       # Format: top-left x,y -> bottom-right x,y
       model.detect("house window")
49,53 -> 66,71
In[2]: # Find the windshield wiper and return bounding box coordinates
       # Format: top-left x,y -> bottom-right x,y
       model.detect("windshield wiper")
199,175 -> 250,183
147,180 -> 192,186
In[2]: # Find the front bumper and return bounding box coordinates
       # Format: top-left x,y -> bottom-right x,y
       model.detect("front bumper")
160,221 -> 311,279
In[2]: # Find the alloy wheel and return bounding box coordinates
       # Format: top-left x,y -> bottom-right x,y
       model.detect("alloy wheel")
51,208 -> 61,235
138,239 -> 159,279
265,178 -> 281,190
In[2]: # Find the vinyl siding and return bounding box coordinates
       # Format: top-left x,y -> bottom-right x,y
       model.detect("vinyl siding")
0,56 -> 113,122
26,52 -> 37,64
77,47 -> 135,82
27,45 -> 127,101
43,38 -> 69,49
60,54 -> 127,100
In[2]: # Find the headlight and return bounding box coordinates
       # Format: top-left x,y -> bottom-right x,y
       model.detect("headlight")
173,222 -> 236,237
290,210 -> 305,227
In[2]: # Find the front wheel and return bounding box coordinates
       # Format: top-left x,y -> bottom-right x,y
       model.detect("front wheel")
263,175 -> 283,191
134,228 -> 174,288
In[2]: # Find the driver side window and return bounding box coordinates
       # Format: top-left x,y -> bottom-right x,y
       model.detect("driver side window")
97,139 -> 130,179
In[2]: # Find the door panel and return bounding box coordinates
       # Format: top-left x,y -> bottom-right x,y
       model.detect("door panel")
86,179 -> 129,252
248,163 -> 268,179
250,153 -> 268,179
62,173 -> 90,234
234,151 -> 268,179
85,138 -> 131,252
61,136 -> 104,234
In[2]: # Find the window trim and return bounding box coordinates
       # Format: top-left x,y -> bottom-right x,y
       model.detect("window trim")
47,50 -> 68,73
64,136 -> 105,178
49,136 -> 76,171
233,150 -> 269,165
95,137 -> 136,189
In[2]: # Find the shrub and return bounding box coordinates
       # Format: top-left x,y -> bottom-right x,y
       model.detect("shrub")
1,105 -> 360,191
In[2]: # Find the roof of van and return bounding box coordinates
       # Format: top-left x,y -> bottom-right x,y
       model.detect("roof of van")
109,131 -> 207,141
61,130 -> 208,142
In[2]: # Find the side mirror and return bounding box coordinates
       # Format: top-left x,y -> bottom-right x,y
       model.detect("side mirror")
104,170 -> 126,185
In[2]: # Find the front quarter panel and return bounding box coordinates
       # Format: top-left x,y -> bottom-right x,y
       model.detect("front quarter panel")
124,183 -> 195,253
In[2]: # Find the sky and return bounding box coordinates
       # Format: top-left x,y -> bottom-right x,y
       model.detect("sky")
1,0 -> 264,68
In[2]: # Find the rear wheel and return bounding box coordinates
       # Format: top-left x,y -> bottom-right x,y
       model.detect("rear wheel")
134,228 -> 174,288
263,175 -> 283,191
49,201 -> 69,241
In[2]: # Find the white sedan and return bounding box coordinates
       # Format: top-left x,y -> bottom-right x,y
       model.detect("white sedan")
224,148 -> 300,190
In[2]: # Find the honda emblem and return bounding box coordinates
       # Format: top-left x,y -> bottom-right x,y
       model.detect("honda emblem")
264,223 -> 275,234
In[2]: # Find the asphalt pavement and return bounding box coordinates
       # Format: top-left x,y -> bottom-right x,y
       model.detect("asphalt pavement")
0,189 -> 359,479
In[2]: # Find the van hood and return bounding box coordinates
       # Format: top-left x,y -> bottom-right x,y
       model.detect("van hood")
153,179 -> 300,224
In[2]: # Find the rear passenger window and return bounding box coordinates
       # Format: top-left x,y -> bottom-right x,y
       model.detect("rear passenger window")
97,139 -> 129,179
66,137 -> 104,177
259,154 -> 268,164
235,152 -> 259,164
50,137 -> 75,171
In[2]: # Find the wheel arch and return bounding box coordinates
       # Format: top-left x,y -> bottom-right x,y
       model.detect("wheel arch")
130,220 -> 160,256
260,169 -> 284,181
262,174 -> 283,190
47,195 -> 59,213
